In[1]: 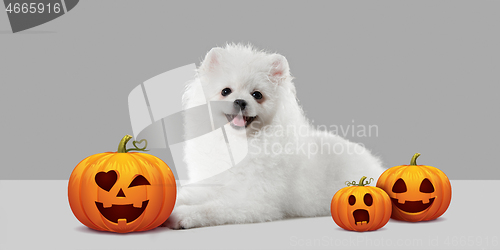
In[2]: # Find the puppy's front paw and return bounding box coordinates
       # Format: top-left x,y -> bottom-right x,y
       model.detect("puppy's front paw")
163,205 -> 196,230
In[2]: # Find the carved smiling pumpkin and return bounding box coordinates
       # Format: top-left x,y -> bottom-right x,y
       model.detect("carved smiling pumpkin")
331,176 -> 392,232
68,135 -> 176,233
376,153 -> 451,222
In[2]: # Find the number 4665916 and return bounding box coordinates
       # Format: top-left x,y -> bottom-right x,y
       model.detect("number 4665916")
5,3 -> 61,14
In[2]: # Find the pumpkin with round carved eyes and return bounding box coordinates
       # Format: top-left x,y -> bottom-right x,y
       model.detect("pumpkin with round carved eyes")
376,153 -> 451,222
68,135 -> 176,233
331,176 -> 392,232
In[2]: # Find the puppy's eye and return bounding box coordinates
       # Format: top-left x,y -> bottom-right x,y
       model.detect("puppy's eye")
252,91 -> 263,100
221,88 -> 232,97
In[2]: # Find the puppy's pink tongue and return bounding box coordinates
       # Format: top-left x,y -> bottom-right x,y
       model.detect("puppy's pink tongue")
232,115 -> 246,127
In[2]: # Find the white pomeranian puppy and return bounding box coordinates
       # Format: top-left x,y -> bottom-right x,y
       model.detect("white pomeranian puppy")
164,44 -> 385,229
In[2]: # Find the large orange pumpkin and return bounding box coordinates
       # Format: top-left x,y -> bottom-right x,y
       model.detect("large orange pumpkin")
68,135 -> 176,233
331,176 -> 392,232
376,153 -> 451,222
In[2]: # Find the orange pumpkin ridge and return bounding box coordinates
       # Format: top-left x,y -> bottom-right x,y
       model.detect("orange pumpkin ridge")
68,135 -> 177,233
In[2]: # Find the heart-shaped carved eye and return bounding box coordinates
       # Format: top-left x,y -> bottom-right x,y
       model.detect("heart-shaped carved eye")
392,178 -> 407,193
95,170 -> 118,192
419,178 -> 435,193
129,175 -> 151,187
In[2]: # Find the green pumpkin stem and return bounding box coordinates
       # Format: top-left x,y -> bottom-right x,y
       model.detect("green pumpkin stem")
358,176 -> 368,186
410,153 -> 421,165
345,176 -> 374,186
117,135 -> 149,153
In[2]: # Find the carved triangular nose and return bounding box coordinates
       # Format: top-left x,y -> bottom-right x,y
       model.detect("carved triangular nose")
116,188 -> 126,197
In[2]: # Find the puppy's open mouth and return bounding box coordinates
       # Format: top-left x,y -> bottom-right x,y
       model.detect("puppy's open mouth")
225,114 -> 256,129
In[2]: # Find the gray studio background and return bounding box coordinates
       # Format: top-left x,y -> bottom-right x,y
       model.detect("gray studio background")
0,0 -> 498,180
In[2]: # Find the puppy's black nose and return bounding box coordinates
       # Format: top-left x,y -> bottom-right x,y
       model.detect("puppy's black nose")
234,99 -> 247,110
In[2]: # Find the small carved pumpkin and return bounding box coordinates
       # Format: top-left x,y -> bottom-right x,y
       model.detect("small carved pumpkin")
376,153 -> 451,222
331,176 -> 392,232
68,135 -> 176,233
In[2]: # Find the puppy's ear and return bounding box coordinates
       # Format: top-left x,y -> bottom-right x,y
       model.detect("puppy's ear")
200,47 -> 223,73
269,54 -> 290,84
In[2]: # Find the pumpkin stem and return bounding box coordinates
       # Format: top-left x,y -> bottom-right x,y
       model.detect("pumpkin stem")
358,176 -> 368,186
345,176 -> 374,186
117,135 -> 149,153
410,153 -> 421,165
117,135 -> 133,153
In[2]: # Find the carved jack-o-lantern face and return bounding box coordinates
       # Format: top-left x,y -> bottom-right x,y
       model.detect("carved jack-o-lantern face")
390,177 -> 436,214
68,135 -> 177,233
94,170 -> 151,224
348,193 -> 374,227
331,177 -> 392,232
376,153 -> 452,222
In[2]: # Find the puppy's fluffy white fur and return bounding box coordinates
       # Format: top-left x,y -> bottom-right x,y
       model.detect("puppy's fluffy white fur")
164,44 -> 385,229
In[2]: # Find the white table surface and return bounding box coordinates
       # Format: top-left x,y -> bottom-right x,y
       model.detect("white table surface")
0,180 -> 498,250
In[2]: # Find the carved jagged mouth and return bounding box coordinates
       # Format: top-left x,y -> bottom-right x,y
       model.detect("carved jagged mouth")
391,198 -> 435,213
225,114 -> 256,129
95,200 -> 149,223
353,209 -> 370,225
